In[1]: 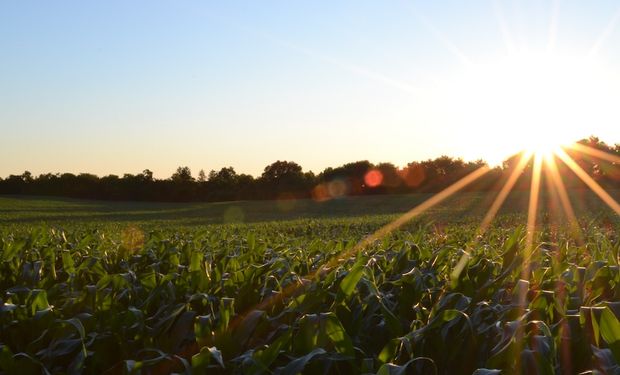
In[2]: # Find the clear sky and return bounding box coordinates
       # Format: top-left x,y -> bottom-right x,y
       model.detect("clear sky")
2,1 -> 620,178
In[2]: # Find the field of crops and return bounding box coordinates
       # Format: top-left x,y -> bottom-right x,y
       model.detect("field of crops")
1,193 -> 620,374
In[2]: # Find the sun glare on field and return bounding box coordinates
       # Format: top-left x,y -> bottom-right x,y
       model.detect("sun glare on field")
521,125 -> 567,160
428,51 -> 620,165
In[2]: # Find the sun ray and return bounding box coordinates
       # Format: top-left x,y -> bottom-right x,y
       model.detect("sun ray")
556,149 -> 620,215
509,153 -> 543,371
589,6 -> 620,58
270,39 -> 421,95
401,2 -> 472,66
542,155 -> 581,375
451,157 -> 531,286
479,151 -> 533,234
521,153 -> 543,287
566,142 -> 620,165
451,152 -> 532,287
544,155 -> 584,243
492,0 -> 517,55
542,161 -> 563,228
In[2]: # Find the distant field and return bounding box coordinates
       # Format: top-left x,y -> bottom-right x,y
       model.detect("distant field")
1,189 -> 618,228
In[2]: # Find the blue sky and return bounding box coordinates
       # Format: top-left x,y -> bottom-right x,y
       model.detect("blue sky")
2,1 -> 620,178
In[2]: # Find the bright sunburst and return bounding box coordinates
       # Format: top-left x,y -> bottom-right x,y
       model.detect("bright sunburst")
465,52 -> 603,154
528,142 -> 562,160
426,51 -> 620,165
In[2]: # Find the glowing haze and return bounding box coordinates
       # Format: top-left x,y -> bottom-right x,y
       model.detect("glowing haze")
1,1 -> 619,178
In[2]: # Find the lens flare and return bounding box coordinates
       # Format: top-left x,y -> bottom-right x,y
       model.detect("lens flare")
364,169 -> 383,187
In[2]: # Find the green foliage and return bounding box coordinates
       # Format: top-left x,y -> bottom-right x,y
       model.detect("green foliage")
0,212 -> 619,374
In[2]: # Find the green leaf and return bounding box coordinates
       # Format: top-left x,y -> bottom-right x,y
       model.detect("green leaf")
28,289 -> 50,315
591,307 -> 605,347
62,318 -> 86,339
140,270 -> 157,290
189,251 -> 203,273
337,257 -> 365,303
194,315 -> 213,343
124,359 -> 143,374
377,358 -> 437,375
12,352 -> 51,375
191,346 -> 224,371
207,347 -> 225,368
279,348 -> 326,375
377,363 -> 405,375
600,307 -> 620,362
378,339 -> 400,364
46,338 -> 82,357
249,329 -> 292,374
376,296 -> 403,337
4,238 -> 26,261
247,232 -> 256,250
218,298 -> 235,331
0,345 -> 16,373
324,313 -> 355,357
233,310 -> 265,346
62,251 -> 75,275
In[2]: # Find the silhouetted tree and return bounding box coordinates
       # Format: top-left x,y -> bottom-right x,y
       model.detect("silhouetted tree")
171,166 -> 194,183
198,169 -> 206,182
1,136 -> 617,202
319,160 -> 373,195
260,161 -> 309,198
141,169 -> 154,182
207,167 -> 240,201
376,163 -> 401,188
21,171 -> 33,183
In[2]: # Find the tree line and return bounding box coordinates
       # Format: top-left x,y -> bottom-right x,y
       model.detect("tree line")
1,137 -> 618,202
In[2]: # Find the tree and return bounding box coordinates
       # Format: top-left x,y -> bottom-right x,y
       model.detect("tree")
432,156 -> 465,177
260,161 -> 308,198
375,162 -> 401,188
206,167 -> 241,201
21,171 -> 33,183
141,169 -> 154,182
401,162 -> 426,189
568,136 -> 616,182
198,169 -> 206,182
208,167 -> 238,185
261,161 -> 303,182
171,166 -> 193,183
318,160 -> 373,195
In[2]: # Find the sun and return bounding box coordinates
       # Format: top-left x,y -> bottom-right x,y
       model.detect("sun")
520,123 -> 570,159
426,51 -> 620,165
461,52 -> 594,160
526,140 -> 563,160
